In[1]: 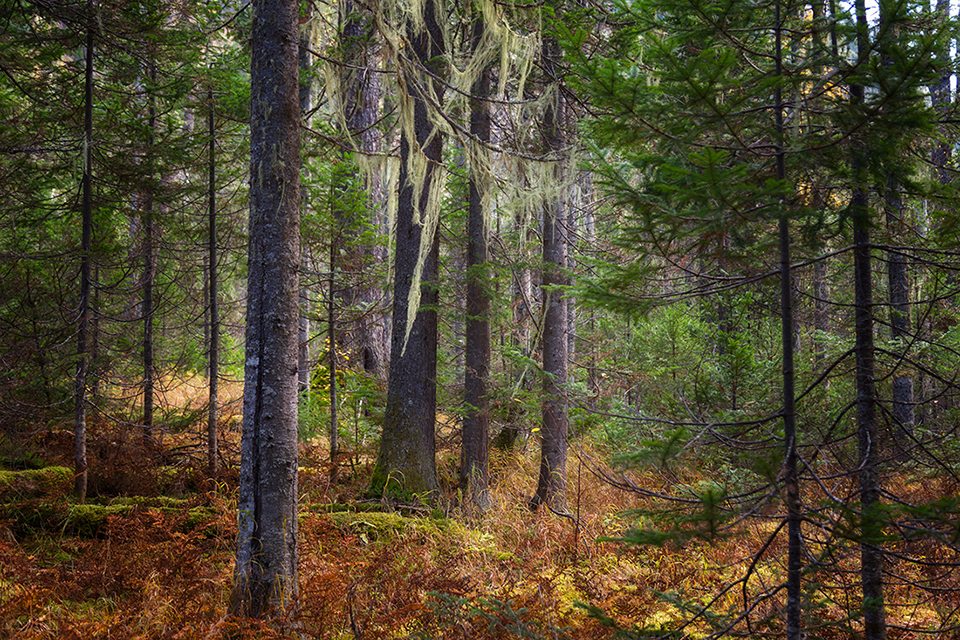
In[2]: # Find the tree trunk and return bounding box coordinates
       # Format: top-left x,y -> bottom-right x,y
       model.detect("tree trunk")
230,0 -> 301,616
371,0 -> 445,500
852,0 -> 885,629
774,6 -> 802,636
532,35 -> 568,511
461,8 -> 492,513
299,26 -> 312,402
329,240 -> 339,465
854,194 -> 886,640
74,9 -> 94,502
207,87 -> 219,477
813,257 -> 829,381
885,177 -> 913,446
142,60 -> 157,438
338,0 -> 388,380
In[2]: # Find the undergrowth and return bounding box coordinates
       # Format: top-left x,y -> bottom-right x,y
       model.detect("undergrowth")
2,398 -> 960,638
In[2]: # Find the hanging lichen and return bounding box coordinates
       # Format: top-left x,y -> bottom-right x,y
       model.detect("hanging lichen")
313,0 -> 572,352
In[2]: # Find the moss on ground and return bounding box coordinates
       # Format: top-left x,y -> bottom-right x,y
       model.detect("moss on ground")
0,466 -> 73,502
1,500 -> 219,538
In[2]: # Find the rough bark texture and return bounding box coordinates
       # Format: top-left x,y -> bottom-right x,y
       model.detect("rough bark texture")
74,13 -> 93,502
532,35 -> 568,511
855,201 -> 886,640
339,0 -> 388,380
371,0 -> 444,500
461,12 -> 492,513
230,0 -> 301,617
207,90 -> 219,477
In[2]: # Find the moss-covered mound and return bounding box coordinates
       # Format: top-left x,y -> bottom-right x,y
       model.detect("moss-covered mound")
0,466 -> 73,502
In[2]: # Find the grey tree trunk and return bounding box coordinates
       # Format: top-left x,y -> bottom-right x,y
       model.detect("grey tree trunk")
230,0 -> 301,616
299,28 -> 312,402
207,88 -> 219,477
329,239 -> 339,464
813,258 -> 829,380
338,0 -> 388,380
532,35 -> 568,511
461,9 -> 492,513
495,213 -> 534,451
142,61 -> 157,438
854,194 -> 886,640
371,0 -> 445,500
885,177 -> 913,445
923,0 -> 951,425
852,0 -> 885,630
773,8 -> 802,637
74,10 -> 93,502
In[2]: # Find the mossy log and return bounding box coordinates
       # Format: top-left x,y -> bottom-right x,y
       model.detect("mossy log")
0,499 -> 219,538
303,506 -> 451,541
0,466 -> 73,502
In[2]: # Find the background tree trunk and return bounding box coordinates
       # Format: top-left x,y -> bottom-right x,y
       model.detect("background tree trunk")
231,0 -> 301,616
532,35 -> 568,511
462,9 -> 492,512
207,87 -> 219,477
74,9 -> 94,502
339,0 -> 388,380
852,0 -> 885,628
299,24 -> 312,402
142,60 -> 157,438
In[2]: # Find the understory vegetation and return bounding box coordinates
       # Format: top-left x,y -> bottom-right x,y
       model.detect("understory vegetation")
3,370 -> 960,639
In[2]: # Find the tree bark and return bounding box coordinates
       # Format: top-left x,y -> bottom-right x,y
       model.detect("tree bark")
299,26 -> 312,402
74,7 -> 94,502
774,5 -> 802,636
142,60 -> 157,438
852,0 -> 885,630
885,177 -> 913,445
371,0 -> 445,500
461,8 -> 492,513
230,0 -> 301,616
532,35 -> 568,511
338,0 -> 388,380
207,87 -> 219,477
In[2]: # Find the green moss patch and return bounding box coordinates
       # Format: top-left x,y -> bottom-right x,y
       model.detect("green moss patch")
0,466 -> 73,502
0,500 -> 219,538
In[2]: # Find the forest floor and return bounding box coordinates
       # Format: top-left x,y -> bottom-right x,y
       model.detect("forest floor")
0,385 -> 955,638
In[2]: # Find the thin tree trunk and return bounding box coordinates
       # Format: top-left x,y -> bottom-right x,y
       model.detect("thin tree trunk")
329,240 -> 339,465
207,87 -> 219,477
813,258 -> 829,382
886,177 -> 913,445
74,7 -> 94,502
532,35 -> 568,511
774,4 -> 802,636
299,26 -> 312,402
142,60 -> 157,438
461,7 -> 492,513
854,193 -> 886,640
230,0 -> 301,615
852,0 -> 885,630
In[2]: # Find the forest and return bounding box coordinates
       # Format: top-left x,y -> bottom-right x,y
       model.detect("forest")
2,0 -> 960,636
